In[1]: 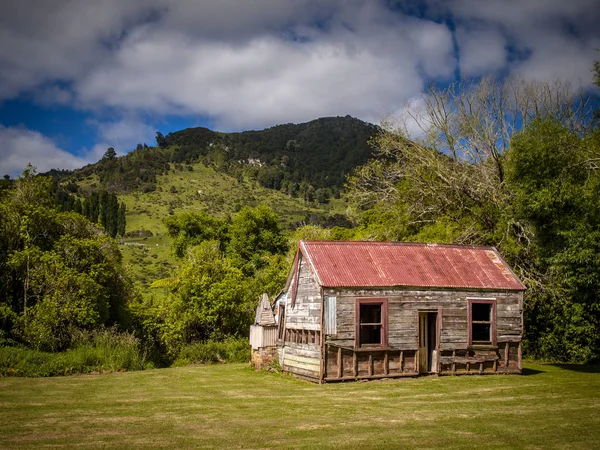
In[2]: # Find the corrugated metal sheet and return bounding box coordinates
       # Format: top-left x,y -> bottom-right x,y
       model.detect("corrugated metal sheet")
299,241 -> 525,291
249,325 -> 278,349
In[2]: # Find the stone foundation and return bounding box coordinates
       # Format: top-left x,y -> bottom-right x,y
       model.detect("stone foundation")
251,346 -> 279,369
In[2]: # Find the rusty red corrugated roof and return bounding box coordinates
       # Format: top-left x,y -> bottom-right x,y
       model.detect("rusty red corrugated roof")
299,241 -> 525,291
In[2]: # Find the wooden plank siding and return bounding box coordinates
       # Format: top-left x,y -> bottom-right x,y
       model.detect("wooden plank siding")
322,288 -> 523,379
281,257 -> 322,379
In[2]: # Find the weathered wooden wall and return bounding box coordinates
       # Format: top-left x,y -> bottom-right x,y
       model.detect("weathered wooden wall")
281,257 -> 322,380
249,325 -> 277,350
323,288 -> 523,379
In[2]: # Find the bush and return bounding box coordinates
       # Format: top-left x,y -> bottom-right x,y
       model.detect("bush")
173,337 -> 250,367
0,329 -> 152,377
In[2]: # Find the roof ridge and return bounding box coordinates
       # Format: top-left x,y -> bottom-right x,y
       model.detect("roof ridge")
299,240 -> 495,250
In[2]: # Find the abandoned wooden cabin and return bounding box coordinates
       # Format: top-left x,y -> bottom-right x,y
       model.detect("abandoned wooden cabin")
268,241 -> 525,382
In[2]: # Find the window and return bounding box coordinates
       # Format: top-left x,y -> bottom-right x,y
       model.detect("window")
468,299 -> 496,346
356,298 -> 388,347
277,304 -> 286,341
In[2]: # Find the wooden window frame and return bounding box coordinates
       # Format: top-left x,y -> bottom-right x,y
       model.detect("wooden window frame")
355,298 -> 388,349
290,253 -> 301,309
277,303 -> 286,342
467,299 -> 497,346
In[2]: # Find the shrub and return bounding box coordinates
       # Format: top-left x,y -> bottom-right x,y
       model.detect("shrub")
0,328 -> 152,377
173,337 -> 250,367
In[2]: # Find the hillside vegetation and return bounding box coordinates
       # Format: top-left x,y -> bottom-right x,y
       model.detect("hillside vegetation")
117,161 -> 347,295
48,115 -> 378,203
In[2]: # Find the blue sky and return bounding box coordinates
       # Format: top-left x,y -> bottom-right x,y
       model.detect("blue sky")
0,0 -> 599,176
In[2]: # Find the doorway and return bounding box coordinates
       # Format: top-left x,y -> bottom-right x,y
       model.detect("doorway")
418,312 -> 438,374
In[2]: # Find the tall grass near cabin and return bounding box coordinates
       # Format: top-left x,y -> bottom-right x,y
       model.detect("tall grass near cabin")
0,328 -> 151,377
173,337 -> 250,366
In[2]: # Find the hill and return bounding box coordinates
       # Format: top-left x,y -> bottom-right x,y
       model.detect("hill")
49,115 -> 377,200
42,115 -> 377,295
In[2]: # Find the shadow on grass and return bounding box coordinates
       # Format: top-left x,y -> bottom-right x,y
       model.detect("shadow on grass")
551,364 -> 600,374
521,367 -> 545,376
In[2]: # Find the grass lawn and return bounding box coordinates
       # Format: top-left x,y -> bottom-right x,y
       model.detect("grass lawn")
1,363 -> 599,449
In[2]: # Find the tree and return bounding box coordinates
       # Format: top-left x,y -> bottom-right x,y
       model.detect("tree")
164,211 -> 228,258
117,202 -> 126,237
505,119 -> 600,362
347,76 -> 593,256
0,169 -> 136,351
345,75 -> 599,362
144,241 -> 257,354
226,205 -> 288,273
155,132 -> 167,148
102,147 -> 116,160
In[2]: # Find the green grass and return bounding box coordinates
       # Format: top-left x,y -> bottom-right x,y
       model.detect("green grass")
1,363 -> 599,449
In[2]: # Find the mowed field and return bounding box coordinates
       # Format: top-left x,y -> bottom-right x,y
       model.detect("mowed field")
1,363 -> 599,449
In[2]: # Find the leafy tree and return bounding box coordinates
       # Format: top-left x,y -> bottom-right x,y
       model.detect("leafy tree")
143,241 -> 257,355
227,205 -> 288,273
102,147 -> 116,160
506,119 -> 600,361
345,74 -> 599,362
0,168 -> 136,351
164,211 -> 228,258
155,132 -> 167,148
117,203 -> 126,237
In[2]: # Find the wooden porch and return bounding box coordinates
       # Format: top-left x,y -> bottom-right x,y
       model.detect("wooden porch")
324,344 -> 418,382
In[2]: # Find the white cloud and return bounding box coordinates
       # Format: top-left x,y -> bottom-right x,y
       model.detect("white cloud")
88,117 -> 157,155
456,27 -> 507,76
74,3 -> 455,130
0,0 -> 597,146
446,0 -> 600,85
0,126 -> 91,177
0,0 -> 458,130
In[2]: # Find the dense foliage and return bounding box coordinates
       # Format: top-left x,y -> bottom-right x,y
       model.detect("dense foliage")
134,205 -> 289,356
54,186 -> 126,238
3,64 -> 600,374
0,328 -> 150,376
0,167 -> 136,351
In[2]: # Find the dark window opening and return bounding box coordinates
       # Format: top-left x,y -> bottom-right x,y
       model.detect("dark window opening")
357,301 -> 386,347
472,303 -> 491,322
469,301 -> 494,345
472,323 -> 491,342
277,304 -> 286,341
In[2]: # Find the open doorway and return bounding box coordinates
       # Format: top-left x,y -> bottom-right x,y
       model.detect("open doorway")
418,312 -> 438,374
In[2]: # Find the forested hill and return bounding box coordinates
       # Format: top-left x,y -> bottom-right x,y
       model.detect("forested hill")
49,116 -> 379,201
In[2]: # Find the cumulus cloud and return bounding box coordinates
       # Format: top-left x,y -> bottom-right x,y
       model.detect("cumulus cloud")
456,27 -> 507,76
445,0 -> 600,85
0,0 -> 598,155
0,0 -> 457,130
72,1 -> 456,129
0,126 -> 91,177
